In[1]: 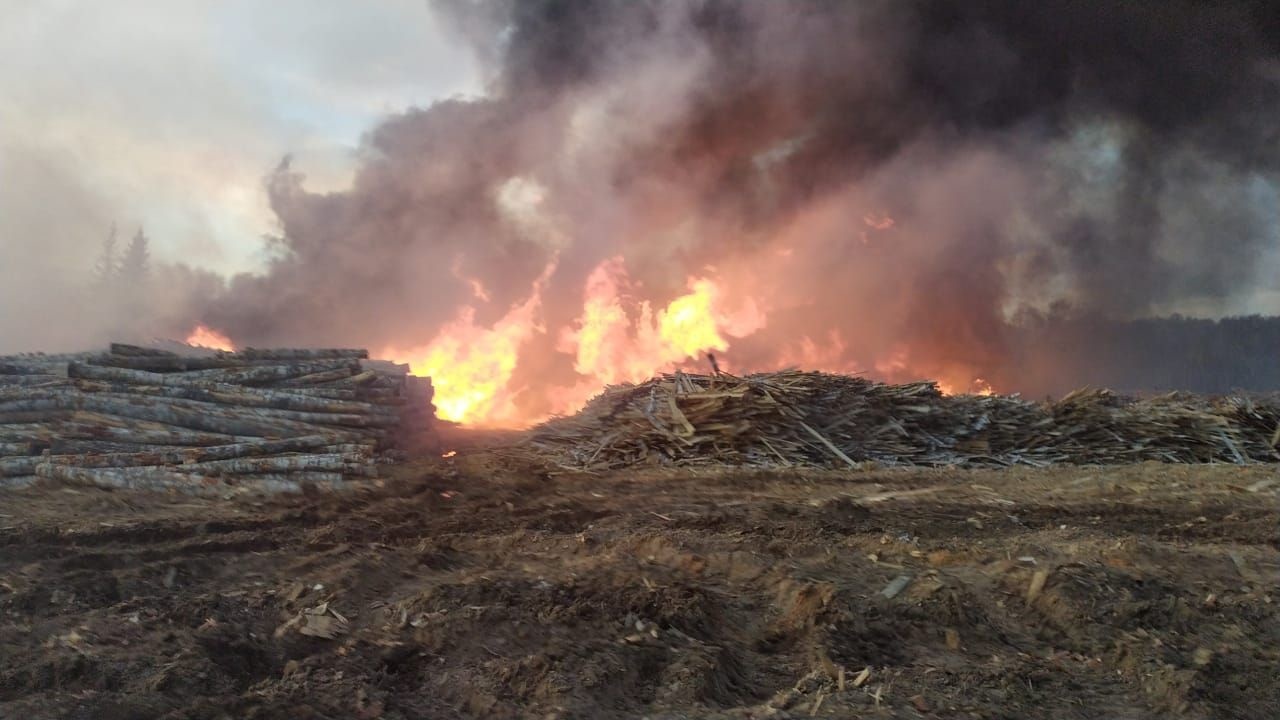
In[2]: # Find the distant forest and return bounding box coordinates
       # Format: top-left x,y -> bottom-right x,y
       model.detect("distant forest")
1013,315 -> 1280,397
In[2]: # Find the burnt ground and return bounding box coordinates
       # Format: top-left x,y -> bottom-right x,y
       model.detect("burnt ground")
1,453 -> 1278,720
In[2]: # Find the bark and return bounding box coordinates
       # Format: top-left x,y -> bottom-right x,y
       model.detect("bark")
25,435 -> 342,469
0,410 -> 75,424
233,473 -> 351,491
0,424 -> 60,443
323,443 -> 377,455
0,456 -> 38,475
173,452 -> 375,476
80,391 -> 396,431
0,352 -> 92,363
0,441 -> 35,456
0,475 -> 37,489
0,362 -> 70,376
109,343 -> 178,357
36,463 -> 212,492
59,415 -> 250,446
71,377 -> 397,416
0,375 -> 72,388
329,370 -> 380,386
276,367 -> 358,386
171,435 -> 340,461
69,360 -> 359,387
97,355 -> 242,371
231,348 -> 368,361
0,392 -> 69,409
182,360 -> 361,386
50,440 -> 195,455
68,394 -> 361,439
36,463 -> 348,494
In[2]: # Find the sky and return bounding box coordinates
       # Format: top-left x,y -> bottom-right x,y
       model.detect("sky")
0,0 -> 481,276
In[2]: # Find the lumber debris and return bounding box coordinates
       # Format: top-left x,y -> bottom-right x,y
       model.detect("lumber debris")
528,370 -> 1280,471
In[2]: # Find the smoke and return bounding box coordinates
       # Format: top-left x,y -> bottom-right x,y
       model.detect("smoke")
42,1 -> 1280,410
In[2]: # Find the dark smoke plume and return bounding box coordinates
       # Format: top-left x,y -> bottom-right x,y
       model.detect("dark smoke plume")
200,0 -> 1280,413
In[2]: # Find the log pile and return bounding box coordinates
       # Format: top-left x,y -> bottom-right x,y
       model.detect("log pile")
527,370 -> 1280,471
0,344 -> 435,493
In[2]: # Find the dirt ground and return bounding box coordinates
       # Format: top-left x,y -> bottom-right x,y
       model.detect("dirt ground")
1,451 -> 1278,720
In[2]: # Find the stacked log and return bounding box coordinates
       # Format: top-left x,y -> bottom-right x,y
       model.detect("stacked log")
0,344 -> 435,493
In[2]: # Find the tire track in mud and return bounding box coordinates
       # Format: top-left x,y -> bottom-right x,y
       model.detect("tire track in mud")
1,461 -> 1278,719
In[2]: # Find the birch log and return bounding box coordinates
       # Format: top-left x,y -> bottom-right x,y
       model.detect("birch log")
230,348 -> 368,361
17,435 -> 343,470
3,341 -> 434,493
173,452 -> 375,476
0,441 -> 35,455
69,375 -> 396,415
35,463 -> 349,494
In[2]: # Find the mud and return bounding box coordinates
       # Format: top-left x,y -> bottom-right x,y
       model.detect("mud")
1,454 -> 1278,719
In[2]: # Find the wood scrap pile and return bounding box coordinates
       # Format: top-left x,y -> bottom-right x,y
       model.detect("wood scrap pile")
527,370 -> 1280,471
0,343 -> 435,494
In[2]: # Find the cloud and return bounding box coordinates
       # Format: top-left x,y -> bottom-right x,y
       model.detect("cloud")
0,0 -> 479,351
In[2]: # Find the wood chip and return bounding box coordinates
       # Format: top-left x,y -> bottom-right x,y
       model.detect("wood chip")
945,627 -> 961,650
1026,568 -> 1051,605
880,574 -> 914,599
298,613 -> 348,639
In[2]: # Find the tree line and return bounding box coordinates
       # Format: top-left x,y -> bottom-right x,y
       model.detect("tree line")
93,223 -> 150,288
1014,313 -> 1280,397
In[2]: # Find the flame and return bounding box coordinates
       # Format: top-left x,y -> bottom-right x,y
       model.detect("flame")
186,325 -> 234,351
557,258 -> 764,394
388,257 -> 769,427
937,378 -> 997,396
385,263 -> 557,426
549,259 -> 759,415
386,297 -> 542,426
383,248 -> 1004,427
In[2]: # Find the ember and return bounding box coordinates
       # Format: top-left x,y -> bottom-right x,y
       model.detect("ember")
185,325 -> 235,352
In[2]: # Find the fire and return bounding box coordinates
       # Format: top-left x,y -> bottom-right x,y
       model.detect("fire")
558,258 -> 764,392
559,259 -> 759,387
385,250 -> 1002,427
388,257 -> 767,427
387,296 -> 542,426
938,378 -> 997,396
186,325 -> 234,351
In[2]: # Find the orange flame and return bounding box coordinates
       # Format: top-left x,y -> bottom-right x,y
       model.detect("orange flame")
386,295 -> 543,426
553,258 -> 765,412
558,259 -> 760,387
186,325 -> 235,351
385,247 -> 1006,427
387,257 -> 767,427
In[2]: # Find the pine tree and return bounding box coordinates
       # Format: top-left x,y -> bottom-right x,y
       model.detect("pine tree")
93,223 -> 119,286
120,227 -> 151,283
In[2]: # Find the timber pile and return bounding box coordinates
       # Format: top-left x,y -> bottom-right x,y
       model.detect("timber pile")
527,370 -> 1280,471
0,343 -> 435,494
